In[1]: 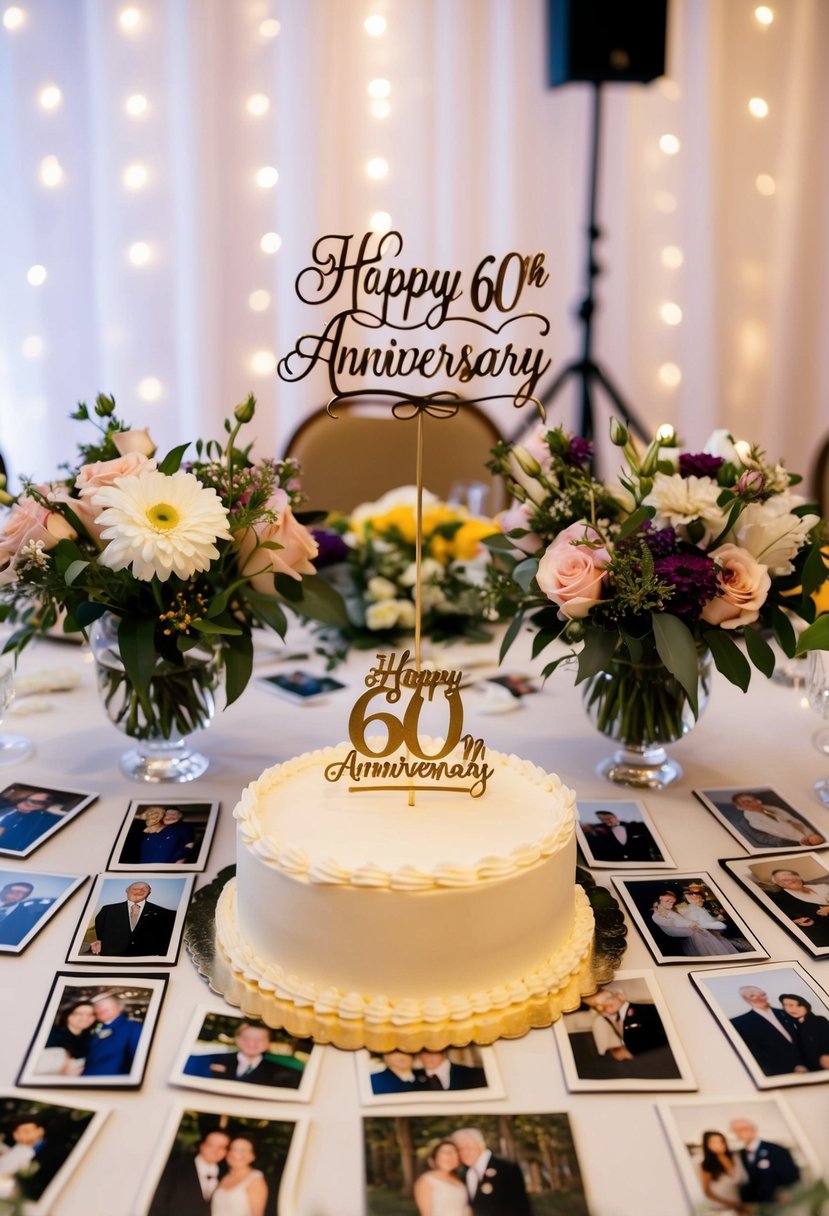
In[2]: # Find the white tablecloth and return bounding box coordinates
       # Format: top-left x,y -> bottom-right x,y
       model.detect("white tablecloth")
1,629 -> 828,1216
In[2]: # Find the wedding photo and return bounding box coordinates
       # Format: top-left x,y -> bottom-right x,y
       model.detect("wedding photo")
575,799 -> 674,868
0,869 -> 86,954
721,851 -> 829,958
0,783 -> 98,858
171,1007 -> 319,1102
553,969 -> 695,1092
357,1045 -> 504,1105
138,1105 -> 306,1216
18,973 -> 167,1089
0,1091 -> 108,1214
693,787 -> 828,854
658,1095 -> 822,1215
612,873 -> 767,965
363,1112 -> 590,1215
108,799 -> 220,872
66,873 -> 195,965
691,961 -> 829,1089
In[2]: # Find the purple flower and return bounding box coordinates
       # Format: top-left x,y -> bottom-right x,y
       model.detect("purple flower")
679,452 -> 725,479
311,529 -> 350,568
654,551 -> 720,622
565,436 -> 593,467
640,522 -> 677,558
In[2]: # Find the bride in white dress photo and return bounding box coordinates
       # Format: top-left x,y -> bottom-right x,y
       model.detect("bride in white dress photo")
210,1137 -> 268,1216
413,1140 -> 471,1216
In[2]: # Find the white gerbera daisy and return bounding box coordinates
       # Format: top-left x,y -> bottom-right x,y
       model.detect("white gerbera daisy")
93,468 -> 232,582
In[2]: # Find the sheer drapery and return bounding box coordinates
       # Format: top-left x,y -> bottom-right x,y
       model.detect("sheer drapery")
1,0 -> 827,487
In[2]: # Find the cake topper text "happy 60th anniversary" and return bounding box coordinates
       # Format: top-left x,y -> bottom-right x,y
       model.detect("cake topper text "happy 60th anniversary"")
277,231 -> 551,416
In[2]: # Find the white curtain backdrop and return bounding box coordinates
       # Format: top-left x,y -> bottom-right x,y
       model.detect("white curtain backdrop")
1,0 -> 828,489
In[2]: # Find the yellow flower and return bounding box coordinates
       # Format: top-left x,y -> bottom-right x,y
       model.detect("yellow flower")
369,505 -> 417,542
451,517 -> 499,560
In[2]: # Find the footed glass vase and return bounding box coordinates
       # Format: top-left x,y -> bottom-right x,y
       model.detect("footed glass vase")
582,645 -> 712,789
89,613 -> 219,782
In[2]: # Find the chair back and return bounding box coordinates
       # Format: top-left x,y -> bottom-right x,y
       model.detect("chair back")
283,401 -> 507,515
811,435 -> 829,518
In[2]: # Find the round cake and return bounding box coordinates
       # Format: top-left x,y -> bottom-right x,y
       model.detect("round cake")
214,742 -> 595,1050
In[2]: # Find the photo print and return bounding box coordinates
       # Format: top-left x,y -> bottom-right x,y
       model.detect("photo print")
721,851 -> 829,958
18,972 -> 167,1089
171,1007 -> 320,1102
137,1104 -> 307,1216
658,1094 -> 823,1215
693,786 -> 828,854
0,1091 -> 108,1214
357,1044 -> 504,1105
691,960 -> 829,1089
66,873 -> 195,966
553,969 -> 696,1092
575,798 -> 674,868
0,783 -> 97,858
363,1111 -> 590,1215
0,869 -> 86,954
612,872 -> 767,965
108,798 -> 220,872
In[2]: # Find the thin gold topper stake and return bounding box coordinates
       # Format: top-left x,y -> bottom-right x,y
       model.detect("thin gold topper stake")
409,411 -> 425,807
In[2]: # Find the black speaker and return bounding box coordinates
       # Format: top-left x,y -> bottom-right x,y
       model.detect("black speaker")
548,0 -> 668,86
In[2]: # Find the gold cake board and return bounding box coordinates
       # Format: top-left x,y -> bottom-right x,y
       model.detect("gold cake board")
185,866 -> 627,1053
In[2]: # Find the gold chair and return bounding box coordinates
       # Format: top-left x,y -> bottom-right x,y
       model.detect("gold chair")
283,400 -> 507,515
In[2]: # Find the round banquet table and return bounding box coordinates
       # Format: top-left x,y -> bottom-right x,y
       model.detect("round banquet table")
0,628 -> 828,1216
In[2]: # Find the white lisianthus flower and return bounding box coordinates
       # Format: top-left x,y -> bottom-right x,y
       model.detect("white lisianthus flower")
367,575 -> 397,602
399,557 -> 443,587
365,599 -> 401,630
420,582 -> 448,611
394,599 -> 417,628
730,499 -> 820,575
703,429 -> 745,465
93,468 -> 232,582
644,472 -> 727,544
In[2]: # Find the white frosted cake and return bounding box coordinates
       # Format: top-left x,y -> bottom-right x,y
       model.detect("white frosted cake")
215,741 -> 595,1050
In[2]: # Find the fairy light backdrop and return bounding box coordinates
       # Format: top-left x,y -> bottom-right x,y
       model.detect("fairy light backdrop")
1,0 -> 828,486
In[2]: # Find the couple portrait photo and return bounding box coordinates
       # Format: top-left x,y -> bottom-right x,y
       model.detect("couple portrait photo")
723,851 -> 829,958
144,1108 -> 302,1216
0,869 -> 85,954
693,962 -> 829,1089
109,798 -> 220,872
576,799 -> 673,868
0,782 -> 97,858
0,1093 -> 106,1214
67,873 -> 194,965
694,786 -> 827,854
363,1112 -> 589,1215
613,874 -> 767,965
553,970 -> 696,1091
172,1008 -> 318,1102
659,1095 -> 821,1215
18,974 -> 167,1089
361,1046 -> 502,1103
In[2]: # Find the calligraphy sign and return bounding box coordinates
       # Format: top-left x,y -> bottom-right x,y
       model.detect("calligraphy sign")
277,231 -> 551,417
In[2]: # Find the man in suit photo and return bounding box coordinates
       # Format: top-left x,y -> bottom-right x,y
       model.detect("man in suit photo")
589,987 -> 669,1061
584,809 -> 661,863
729,985 -> 806,1076
149,1128 -> 230,1215
417,1049 -> 486,1091
729,1116 -> 800,1205
451,1127 -> 532,1215
0,1116 -> 66,1203
0,881 -> 54,947
82,992 -> 143,1077
0,790 -> 63,853
183,1022 -> 304,1089
768,867 -> 829,949
90,880 -> 176,957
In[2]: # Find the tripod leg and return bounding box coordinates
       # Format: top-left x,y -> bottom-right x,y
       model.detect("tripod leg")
592,364 -> 650,441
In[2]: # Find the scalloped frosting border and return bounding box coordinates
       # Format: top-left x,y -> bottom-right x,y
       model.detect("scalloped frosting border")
215,879 -> 594,1030
233,741 -> 576,890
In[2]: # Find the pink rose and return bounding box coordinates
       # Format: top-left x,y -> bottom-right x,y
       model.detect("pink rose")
536,521 -> 609,619
498,502 -> 541,555
237,488 -> 319,593
112,428 -> 156,457
0,489 -> 77,585
701,543 -> 771,629
74,452 -> 156,541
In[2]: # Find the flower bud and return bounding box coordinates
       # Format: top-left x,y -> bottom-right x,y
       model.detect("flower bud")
737,469 -> 765,498
94,393 -> 116,417
640,439 -> 663,477
609,418 -> 628,447
234,394 -> 257,425
511,446 -> 542,478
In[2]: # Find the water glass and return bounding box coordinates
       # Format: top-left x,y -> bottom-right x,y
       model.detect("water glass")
0,664 -> 34,766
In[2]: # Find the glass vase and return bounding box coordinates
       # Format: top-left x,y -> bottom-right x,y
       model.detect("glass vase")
582,645 -> 712,789
89,612 -> 219,782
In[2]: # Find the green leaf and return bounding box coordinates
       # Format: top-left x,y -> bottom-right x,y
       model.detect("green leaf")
190,619 -> 243,636
117,615 -> 158,711
708,499 -> 745,549
795,613 -> 829,655
157,442 -> 191,475
223,631 -> 254,707
801,543 -> 828,599
284,573 -> 348,627
772,605 -> 797,657
531,623 -> 565,659
652,612 -> 701,715
64,559 -> 90,587
499,612 -> 524,662
540,655 -> 573,680
617,505 -> 655,540
241,588 -> 289,637
274,572 -> 302,602
482,532 -> 518,553
512,557 -> 538,592
75,600 -> 108,628
743,626 -> 776,678
52,538 -> 85,576
704,629 -> 751,692
575,629 -> 618,685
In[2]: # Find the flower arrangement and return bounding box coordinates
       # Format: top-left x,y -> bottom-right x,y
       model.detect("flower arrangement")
314,486 -> 502,653
0,393 -> 345,740
487,422 -> 829,749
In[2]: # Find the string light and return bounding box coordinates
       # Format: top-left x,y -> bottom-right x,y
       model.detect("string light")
364,14 -> 386,36
126,93 -> 148,117
38,85 -> 62,111
368,78 -> 391,99
248,290 -> 271,312
656,423 -> 676,440
255,165 -> 279,188
2,6 -> 25,30
259,18 -> 280,38
260,232 -> 282,254
123,163 -> 148,190
658,363 -> 682,387
660,245 -> 684,269
128,241 -> 151,266
366,157 -> 389,180
22,336 -> 44,359
754,6 -> 774,25
119,7 -> 141,32
658,134 -> 680,155
370,211 -> 392,233
370,99 -> 391,119
246,93 -> 270,116
755,173 -> 776,196
748,97 -> 769,118
251,350 -> 276,375
660,302 -> 683,326
26,265 -> 47,286
138,377 -> 162,401
39,155 -> 64,188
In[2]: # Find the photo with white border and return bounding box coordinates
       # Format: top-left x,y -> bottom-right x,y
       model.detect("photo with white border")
0,869 -> 87,954
357,1044 -> 504,1105
576,798 -> 675,868
107,798 -> 220,872
66,872 -> 195,966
